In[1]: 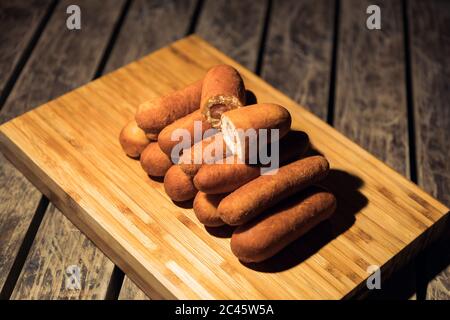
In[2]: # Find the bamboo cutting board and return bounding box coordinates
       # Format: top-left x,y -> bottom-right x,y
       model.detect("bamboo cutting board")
0,35 -> 448,299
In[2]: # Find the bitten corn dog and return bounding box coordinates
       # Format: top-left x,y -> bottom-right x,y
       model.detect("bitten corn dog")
218,156 -> 329,225
221,103 -> 291,161
140,143 -> 173,177
201,65 -> 245,128
136,80 -> 203,134
119,119 -> 150,158
194,131 -> 309,194
158,110 -> 212,158
164,165 -> 198,202
231,186 -> 336,263
178,132 -> 231,177
193,192 -> 227,227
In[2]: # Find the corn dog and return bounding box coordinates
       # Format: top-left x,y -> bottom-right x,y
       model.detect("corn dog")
194,157 -> 259,194
158,110 -> 212,158
201,65 -> 245,128
146,132 -> 158,141
194,131 -> 309,194
221,103 -> 291,161
193,192 -> 227,227
178,132 -> 231,177
218,156 -> 329,225
140,143 -> 173,177
231,186 -> 336,263
119,119 -> 150,158
164,165 -> 197,202
136,80 -> 202,134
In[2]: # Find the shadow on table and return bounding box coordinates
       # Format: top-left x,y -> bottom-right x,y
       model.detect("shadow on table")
241,168 -> 368,273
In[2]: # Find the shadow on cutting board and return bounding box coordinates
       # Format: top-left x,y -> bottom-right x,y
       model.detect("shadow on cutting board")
241,168 -> 368,273
206,225 -> 236,238
172,198 -> 195,209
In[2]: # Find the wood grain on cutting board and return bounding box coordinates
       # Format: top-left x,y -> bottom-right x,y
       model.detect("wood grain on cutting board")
0,35 -> 448,299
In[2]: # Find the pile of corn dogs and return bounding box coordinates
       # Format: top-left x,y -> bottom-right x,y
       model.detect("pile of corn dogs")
119,64 -> 336,263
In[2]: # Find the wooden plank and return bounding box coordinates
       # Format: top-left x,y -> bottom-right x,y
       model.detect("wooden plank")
196,0 -> 268,71
261,0 -> 335,121
119,277 -> 150,300
408,0 -> 450,300
334,0 -> 414,299
106,0 -> 200,299
117,0 -> 269,298
0,0 -> 125,299
105,0 -> 199,74
0,35 -> 448,299
260,0 -> 420,298
0,0 -> 53,102
10,205 -> 114,299
334,0 -> 409,175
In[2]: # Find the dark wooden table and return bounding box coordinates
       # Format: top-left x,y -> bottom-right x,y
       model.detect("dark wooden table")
0,0 -> 448,300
